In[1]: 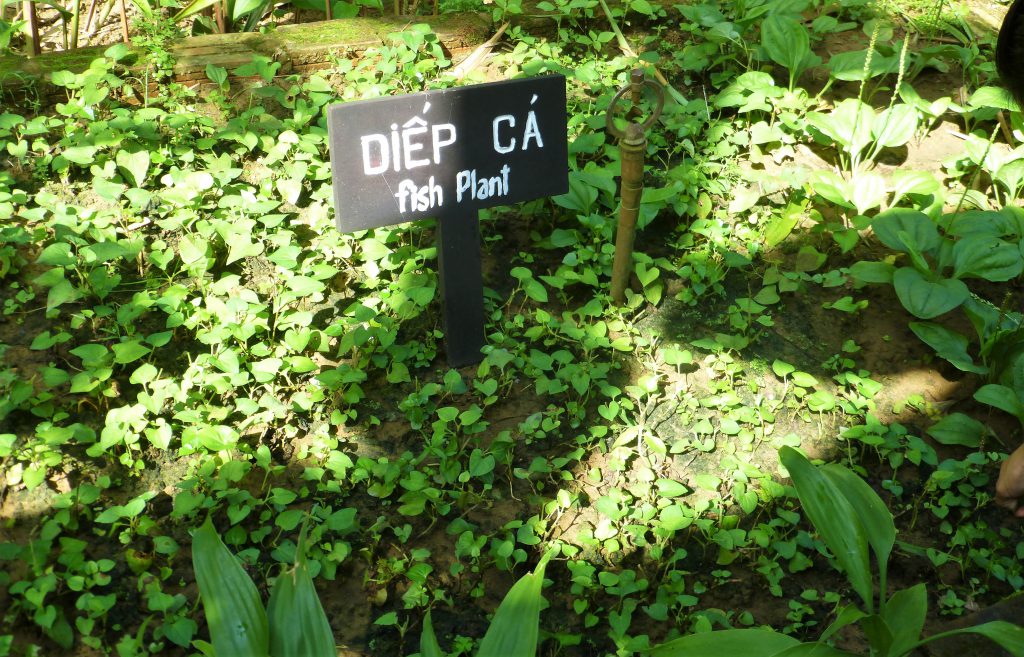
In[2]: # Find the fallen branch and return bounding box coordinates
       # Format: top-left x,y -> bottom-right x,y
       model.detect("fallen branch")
447,20 -> 509,80
597,0 -> 684,104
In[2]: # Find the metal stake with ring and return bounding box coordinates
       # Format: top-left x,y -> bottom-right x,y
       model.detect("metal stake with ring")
605,68 -> 664,305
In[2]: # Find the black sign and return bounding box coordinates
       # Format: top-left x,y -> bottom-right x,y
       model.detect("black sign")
327,75 -> 568,232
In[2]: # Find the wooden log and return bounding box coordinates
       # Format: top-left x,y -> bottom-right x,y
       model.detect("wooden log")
0,14 -> 489,98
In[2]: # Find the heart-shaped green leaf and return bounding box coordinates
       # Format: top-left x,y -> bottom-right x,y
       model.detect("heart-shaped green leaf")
893,268 -> 968,319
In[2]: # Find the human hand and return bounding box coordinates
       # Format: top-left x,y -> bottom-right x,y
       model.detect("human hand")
995,445 -> 1024,517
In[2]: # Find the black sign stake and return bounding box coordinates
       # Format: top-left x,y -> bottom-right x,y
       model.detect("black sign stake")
437,211 -> 486,367
327,75 -> 568,367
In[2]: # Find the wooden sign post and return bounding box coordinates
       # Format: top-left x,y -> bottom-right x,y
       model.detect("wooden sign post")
327,75 -> 568,367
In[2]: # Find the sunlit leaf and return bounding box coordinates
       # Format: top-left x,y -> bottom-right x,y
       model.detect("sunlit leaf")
779,447 -> 874,612
476,550 -> 553,657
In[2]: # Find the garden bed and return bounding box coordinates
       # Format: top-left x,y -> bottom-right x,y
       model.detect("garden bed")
3,0 -> 1024,656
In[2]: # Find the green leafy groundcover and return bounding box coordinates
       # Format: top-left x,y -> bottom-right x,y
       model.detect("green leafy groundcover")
2,0 -> 1024,655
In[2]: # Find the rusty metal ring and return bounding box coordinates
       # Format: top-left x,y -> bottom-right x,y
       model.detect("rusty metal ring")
605,78 -> 665,140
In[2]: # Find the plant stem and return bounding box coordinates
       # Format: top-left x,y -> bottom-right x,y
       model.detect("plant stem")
118,0 -> 129,43
69,0 -> 80,49
23,0 -> 40,54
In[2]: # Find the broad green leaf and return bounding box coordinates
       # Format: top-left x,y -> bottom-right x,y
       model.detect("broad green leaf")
267,527 -> 334,657
893,268 -> 969,319
770,644 -> 860,657
510,267 -> 548,303
968,86 -> 1018,112
909,322 -> 987,374
853,171 -> 886,215
116,150 -> 150,187
884,584 -> 927,656
191,518 -> 269,657
974,384 -> 1024,420
729,185 -> 762,214
926,412 -> 988,447
233,0 -> 264,20
37,243 -> 75,266
849,261 -> 895,284
553,172 -> 598,214
476,550 -> 553,657
772,360 -> 795,377
227,237 -> 264,265
962,295 -> 1005,339
185,425 -> 239,451
791,371 -> 818,388
871,209 -> 941,255
872,104 -> 918,149
646,628 -> 799,657
807,99 -> 873,155
47,278 -> 81,311
287,276 -> 325,296
761,14 -> 818,87
655,478 -> 689,498
104,43 -> 132,61
987,330 -> 1024,384
764,211 -> 799,248
828,48 -> 901,81
112,340 -> 151,365
70,343 -> 110,367
658,504 -> 693,531
83,241 -> 128,264
206,64 -> 229,86
952,236 -> 1023,281
779,447 -> 873,612
277,178 -> 303,205
889,170 -> 942,208
946,209 -> 1024,239
808,170 -> 855,209
178,235 -> 208,266
897,229 -> 931,275
995,159 -> 1024,197
807,390 -> 835,411
62,145 -> 97,165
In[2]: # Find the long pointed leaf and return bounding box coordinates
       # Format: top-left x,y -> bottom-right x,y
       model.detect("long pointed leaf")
779,447 -> 874,612
173,0 -> 219,21
267,522 -> 334,657
884,584 -> 926,656
232,0 -> 262,21
476,550 -> 554,657
821,463 -> 895,595
770,643 -> 861,657
192,518 -> 269,657
819,605 -> 867,643
421,611 -> 444,657
915,621 -> 1024,657
124,0 -> 154,18
860,614 -> 894,656
646,628 -> 799,657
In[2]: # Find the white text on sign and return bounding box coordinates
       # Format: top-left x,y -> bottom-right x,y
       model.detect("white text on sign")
357,97 -> 546,214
